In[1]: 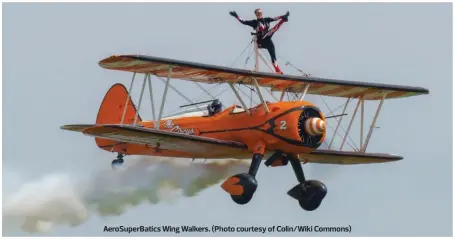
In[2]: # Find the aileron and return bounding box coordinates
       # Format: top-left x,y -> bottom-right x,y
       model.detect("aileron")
302,149 -> 403,164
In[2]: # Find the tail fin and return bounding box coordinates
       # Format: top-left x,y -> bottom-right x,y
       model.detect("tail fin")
95,83 -> 141,152
96,83 -> 141,124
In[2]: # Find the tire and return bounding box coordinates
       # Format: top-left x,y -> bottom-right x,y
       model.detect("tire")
298,180 -> 327,211
224,173 -> 258,205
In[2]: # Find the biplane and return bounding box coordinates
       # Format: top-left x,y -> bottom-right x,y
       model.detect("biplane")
61,43 -> 429,211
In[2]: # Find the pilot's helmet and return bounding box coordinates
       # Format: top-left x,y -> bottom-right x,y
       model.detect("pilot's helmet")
208,99 -> 223,116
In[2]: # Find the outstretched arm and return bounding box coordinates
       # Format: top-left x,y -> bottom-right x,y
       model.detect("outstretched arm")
229,11 -> 256,28
266,11 -> 290,22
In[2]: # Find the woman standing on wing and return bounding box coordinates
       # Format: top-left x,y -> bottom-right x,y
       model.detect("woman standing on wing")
230,8 -> 290,74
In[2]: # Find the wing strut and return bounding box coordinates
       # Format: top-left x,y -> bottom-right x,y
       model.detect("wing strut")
299,84 -> 310,101
147,74 -> 157,121
279,89 -> 286,101
335,92 -> 387,152
121,67 -> 209,129
120,72 -> 159,127
133,74 -> 148,126
229,83 -> 251,115
340,97 -> 362,150
156,67 -> 173,129
252,77 -> 270,113
360,93 -> 387,152
328,97 -> 351,149
120,72 -> 136,124
360,98 -> 364,149
120,73 -> 158,127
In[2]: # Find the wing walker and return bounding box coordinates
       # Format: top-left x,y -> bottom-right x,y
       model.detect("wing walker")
61,15 -> 429,211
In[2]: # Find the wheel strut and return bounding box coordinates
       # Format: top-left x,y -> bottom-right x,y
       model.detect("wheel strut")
248,153 -> 263,177
117,153 -> 124,162
112,153 -> 125,169
287,155 -> 305,183
285,154 -> 327,211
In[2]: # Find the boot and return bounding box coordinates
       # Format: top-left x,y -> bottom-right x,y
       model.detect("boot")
273,63 -> 283,74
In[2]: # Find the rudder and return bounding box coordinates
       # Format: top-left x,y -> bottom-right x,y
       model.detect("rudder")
95,83 -> 141,152
96,83 -> 141,124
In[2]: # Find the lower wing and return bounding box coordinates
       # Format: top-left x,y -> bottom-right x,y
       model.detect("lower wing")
61,125 -> 401,163
302,149 -> 403,164
61,124 -> 248,157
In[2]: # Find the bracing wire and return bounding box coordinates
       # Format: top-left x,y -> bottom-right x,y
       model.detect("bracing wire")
237,84 -> 259,106
277,55 -> 361,151
319,96 -> 359,151
166,40 -> 255,115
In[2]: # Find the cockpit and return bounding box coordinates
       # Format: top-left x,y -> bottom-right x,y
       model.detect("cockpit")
207,99 -> 223,116
210,101 -> 271,116
207,101 -> 247,116
163,100 -> 253,120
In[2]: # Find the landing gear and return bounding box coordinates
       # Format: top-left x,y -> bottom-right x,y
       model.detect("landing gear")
111,153 -> 124,169
286,155 -> 327,211
221,150 -> 326,211
221,153 -> 263,205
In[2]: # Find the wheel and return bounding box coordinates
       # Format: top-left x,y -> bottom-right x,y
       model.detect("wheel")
221,173 -> 258,205
298,180 -> 327,211
111,159 -> 123,169
231,194 -> 253,205
111,153 -> 125,169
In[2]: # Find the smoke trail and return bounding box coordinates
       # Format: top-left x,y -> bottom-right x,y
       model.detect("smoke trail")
2,156 -> 249,234
2,173 -> 89,233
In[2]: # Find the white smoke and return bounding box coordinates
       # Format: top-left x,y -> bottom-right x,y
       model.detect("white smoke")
2,157 -> 249,234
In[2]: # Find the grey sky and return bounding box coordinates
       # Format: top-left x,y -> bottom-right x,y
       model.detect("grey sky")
3,2 -> 452,237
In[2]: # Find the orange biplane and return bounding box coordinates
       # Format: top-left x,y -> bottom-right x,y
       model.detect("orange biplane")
61,51 -> 429,211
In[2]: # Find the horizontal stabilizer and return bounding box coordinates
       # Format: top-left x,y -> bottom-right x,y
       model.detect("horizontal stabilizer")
60,124 -> 96,132
302,149 -> 403,164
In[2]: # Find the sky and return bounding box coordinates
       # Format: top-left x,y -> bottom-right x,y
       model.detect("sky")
2,2 -> 453,237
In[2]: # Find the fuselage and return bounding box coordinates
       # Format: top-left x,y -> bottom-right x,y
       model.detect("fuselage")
132,101 -> 326,158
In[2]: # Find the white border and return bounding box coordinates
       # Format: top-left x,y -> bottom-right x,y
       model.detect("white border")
0,0 -> 453,238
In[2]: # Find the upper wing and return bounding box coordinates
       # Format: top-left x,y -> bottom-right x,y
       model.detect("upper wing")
98,55 -> 429,100
61,124 -> 248,157
301,149 -> 403,164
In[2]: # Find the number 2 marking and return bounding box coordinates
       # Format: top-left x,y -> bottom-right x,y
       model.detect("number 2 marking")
280,121 -> 287,130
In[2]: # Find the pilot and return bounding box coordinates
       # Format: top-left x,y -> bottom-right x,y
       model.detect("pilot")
207,99 -> 223,116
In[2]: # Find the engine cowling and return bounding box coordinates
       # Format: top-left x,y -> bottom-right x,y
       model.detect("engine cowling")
270,105 -> 326,150
297,106 -> 326,148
